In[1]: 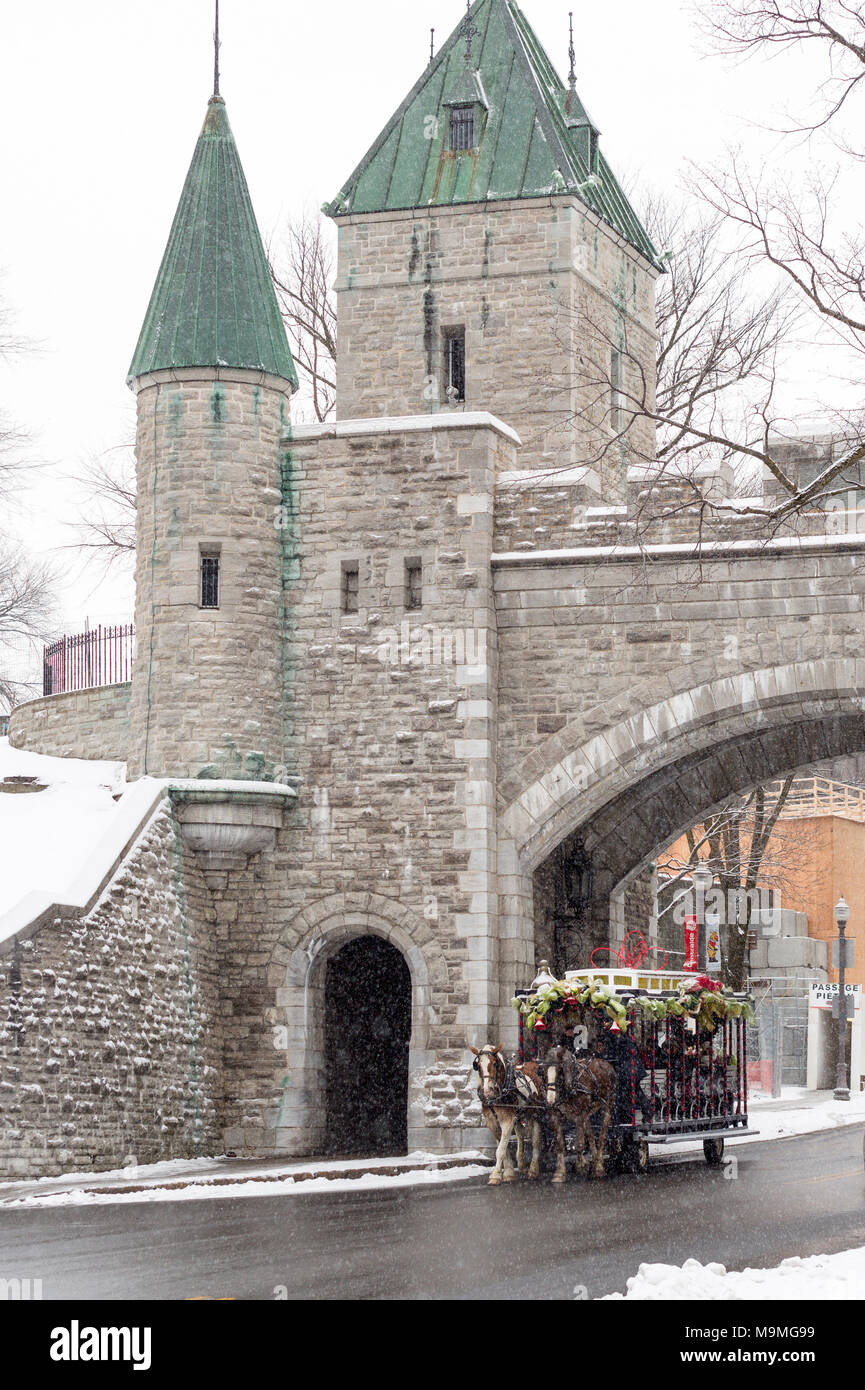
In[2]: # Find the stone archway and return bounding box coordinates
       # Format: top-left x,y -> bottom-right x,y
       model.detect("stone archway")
496,660 -> 865,1036
270,894 -> 445,1157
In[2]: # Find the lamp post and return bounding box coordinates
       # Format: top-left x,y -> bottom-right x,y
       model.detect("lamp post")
692,862 -> 714,972
833,896 -> 851,1102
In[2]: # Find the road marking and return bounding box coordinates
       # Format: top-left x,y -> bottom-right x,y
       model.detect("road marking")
782,1168 -> 863,1186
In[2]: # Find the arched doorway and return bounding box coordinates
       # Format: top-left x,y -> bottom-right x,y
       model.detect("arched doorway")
324,936 -> 412,1156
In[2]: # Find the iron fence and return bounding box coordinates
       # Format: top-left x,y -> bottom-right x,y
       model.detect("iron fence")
43,624 -> 135,695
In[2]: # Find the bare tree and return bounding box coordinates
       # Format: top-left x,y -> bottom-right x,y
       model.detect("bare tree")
554,192 -> 808,550
700,1 -> 865,136
656,776 -> 796,987
633,0 -> 865,525
69,443 -> 136,566
550,2 -> 865,536
270,214 -> 337,423
0,285 -> 56,708
635,198 -> 794,484
0,286 -> 31,503
0,544 -> 55,709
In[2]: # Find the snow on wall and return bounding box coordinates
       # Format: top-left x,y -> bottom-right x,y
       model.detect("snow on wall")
0,805 -> 222,1178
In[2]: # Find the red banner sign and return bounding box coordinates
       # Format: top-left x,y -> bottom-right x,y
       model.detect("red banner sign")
684,916 -> 698,972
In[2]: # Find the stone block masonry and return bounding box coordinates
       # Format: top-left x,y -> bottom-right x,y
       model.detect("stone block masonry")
128,367 -> 293,782
334,198 -> 658,488
493,544 -> 865,806
9,683 -> 130,762
0,806 -> 221,1178
202,414 -> 520,1157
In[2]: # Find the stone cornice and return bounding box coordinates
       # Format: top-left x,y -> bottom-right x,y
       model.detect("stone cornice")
492,532 -> 865,567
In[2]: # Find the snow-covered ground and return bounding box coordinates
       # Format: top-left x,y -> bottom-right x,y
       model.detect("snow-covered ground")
605,1248 -> 865,1300
0,737 -> 125,919
603,1088 -> 865,1299
2,1151 -> 491,1207
666,1085 -> 865,1153
3,1086 -> 863,1207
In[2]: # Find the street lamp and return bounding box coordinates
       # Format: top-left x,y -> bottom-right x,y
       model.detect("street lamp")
834,896 -> 851,1102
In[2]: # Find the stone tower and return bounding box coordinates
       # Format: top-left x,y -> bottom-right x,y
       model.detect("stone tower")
325,0 -> 662,486
127,91 -> 298,781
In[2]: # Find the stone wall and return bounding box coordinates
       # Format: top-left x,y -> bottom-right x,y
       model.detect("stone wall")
494,544 -> 865,806
128,366 -> 292,781
180,414 -> 519,1159
0,806 -> 221,1178
334,198 -> 658,487
9,684 -> 130,762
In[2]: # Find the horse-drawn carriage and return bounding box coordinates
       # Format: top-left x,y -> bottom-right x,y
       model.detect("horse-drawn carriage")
472,966 -> 757,1183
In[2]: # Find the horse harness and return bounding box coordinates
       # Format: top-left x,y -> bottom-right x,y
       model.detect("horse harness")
546,1050 -> 595,1107
474,1047 -> 543,1107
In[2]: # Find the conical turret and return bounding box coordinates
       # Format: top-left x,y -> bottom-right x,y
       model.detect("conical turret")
127,88 -> 295,782
128,95 -> 297,388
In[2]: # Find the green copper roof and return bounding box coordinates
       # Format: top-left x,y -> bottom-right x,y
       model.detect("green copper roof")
128,97 -> 297,387
325,0 -> 659,269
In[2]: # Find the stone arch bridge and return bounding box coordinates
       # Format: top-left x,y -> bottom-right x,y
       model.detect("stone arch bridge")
492,524 -> 865,1016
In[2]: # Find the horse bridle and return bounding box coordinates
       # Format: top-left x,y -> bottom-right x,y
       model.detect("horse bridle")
474,1045 -> 513,1102
546,1047 -> 592,1106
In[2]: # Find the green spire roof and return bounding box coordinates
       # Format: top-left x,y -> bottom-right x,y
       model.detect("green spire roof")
324,0 -> 659,269
128,96 -> 297,387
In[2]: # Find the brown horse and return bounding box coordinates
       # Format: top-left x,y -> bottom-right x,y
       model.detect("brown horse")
469,1043 -> 545,1185
544,1045 -> 617,1181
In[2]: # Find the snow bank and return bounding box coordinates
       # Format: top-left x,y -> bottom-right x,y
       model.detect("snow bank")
6,1159 -> 491,1207
0,738 -> 125,922
660,1086 -> 865,1157
604,1248 -> 865,1300
744,1087 -> 865,1140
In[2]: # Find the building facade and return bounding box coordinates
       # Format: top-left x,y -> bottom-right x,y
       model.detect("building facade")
4,0 -> 865,1177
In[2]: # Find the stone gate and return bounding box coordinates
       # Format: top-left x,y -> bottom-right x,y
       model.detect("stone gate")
4,0 -> 865,1174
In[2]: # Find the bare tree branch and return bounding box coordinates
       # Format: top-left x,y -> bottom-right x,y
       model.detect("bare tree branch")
699,1 -> 865,136
0,543 -> 56,708
657,778 -> 797,986
67,443 -> 137,569
269,214 -> 337,423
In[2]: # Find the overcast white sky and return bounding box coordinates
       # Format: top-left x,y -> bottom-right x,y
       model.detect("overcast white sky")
0,0 -> 844,633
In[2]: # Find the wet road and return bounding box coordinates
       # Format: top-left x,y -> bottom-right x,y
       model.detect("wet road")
1,1125 -> 864,1300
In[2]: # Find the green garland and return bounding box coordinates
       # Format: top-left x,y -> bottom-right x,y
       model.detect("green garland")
513,975 -> 755,1036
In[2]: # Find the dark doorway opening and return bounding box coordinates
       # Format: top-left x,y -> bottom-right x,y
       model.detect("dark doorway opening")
324,936 -> 412,1156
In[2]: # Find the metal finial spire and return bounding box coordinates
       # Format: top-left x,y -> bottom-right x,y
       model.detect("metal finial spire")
430,27 -> 435,63
464,0 -> 475,67
568,11 -> 576,90
213,0 -> 221,98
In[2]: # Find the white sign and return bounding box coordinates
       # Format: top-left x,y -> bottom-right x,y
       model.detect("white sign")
809,983 -> 861,1011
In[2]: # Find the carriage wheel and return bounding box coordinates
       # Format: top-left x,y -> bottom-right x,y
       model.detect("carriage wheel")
703,1137 -> 724,1167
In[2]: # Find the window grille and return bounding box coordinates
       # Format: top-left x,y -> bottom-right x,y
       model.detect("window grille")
342,564 -> 359,614
444,329 -> 466,403
405,560 -> 423,611
200,555 -> 220,609
450,106 -> 475,151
